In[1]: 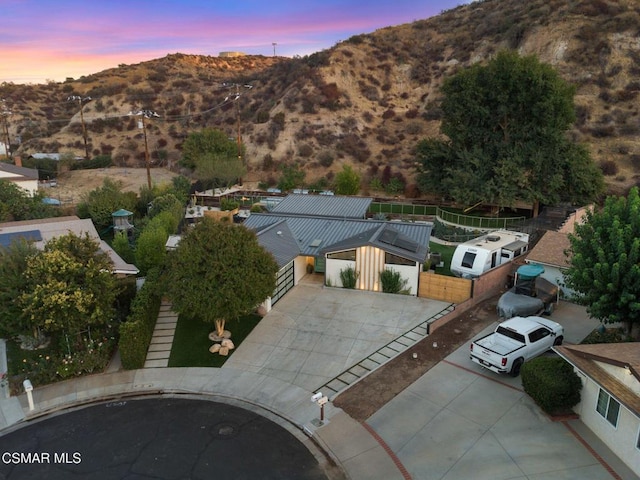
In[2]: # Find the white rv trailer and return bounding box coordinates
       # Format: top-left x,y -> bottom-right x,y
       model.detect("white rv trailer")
450,230 -> 529,278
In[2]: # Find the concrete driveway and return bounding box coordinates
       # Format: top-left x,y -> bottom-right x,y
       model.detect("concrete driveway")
366,305 -> 639,480
224,277 -> 452,393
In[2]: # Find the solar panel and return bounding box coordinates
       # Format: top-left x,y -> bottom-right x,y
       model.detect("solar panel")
378,228 -> 398,245
0,230 -> 42,248
394,237 -> 419,253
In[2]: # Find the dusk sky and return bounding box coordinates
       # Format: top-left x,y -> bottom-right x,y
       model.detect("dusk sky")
2,0 -> 471,84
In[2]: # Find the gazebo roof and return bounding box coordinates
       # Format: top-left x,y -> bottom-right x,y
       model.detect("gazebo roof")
112,209 -> 133,217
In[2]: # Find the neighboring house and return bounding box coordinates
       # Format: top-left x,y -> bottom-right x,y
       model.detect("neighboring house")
0,215 -> 139,276
270,193 -> 372,218
0,162 -> 39,196
28,153 -> 84,162
244,195 -> 432,300
554,343 -> 640,476
525,230 -> 576,299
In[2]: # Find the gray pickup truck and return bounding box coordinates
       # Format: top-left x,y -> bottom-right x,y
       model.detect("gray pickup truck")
470,316 -> 564,376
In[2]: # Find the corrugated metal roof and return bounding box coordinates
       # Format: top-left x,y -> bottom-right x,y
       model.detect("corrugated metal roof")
255,219 -> 300,268
244,214 -> 432,260
319,223 -> 429,263
29,153 -> 84,161
271,194 -> 372,218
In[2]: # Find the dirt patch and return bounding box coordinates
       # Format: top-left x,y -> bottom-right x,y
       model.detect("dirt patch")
333,295 -> 501,422
44,167 -> 180,205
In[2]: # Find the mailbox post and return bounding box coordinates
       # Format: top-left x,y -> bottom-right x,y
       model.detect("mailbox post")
310,392 -> 329,426
23,379 -> 34,411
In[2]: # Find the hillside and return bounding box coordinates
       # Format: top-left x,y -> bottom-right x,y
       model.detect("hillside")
1,0 -> 639,197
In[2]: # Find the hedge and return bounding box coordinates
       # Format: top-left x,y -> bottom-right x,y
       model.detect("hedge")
118,268 -> 163,369
521,356 -> 582,415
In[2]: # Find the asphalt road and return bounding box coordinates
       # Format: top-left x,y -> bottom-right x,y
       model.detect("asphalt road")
0,397 -> 329,480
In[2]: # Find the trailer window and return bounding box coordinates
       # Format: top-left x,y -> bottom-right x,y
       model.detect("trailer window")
461,252 -> 476,269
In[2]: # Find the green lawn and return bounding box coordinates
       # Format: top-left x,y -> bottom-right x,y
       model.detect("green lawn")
429,242 -> 457,276
168,313 -> 262,367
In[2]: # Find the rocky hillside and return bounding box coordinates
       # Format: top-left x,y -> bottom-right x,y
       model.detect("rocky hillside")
2,0 -> 639,196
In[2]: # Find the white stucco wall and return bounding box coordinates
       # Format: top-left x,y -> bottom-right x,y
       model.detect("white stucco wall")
383,264 -> 419,295
541,265 -> 577,300
294,256 -> 308,285
326,258 -> 356,288
0,174 -> 38,197
325,249 -> 419,295
573,370 -> 640,476
595,361 -> 640,394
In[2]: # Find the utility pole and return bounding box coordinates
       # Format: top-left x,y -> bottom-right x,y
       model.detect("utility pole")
0,100 -> 11,161
67,96 -> 92,159
223,83 -> 253,185
129,109 -> 160,190
272,42 -> 277,56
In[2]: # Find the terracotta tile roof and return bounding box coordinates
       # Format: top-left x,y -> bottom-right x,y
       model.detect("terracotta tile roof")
526,230 -> 571,268
555,343 -> 640,417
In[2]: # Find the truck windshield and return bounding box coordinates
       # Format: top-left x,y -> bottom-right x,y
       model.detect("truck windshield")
496,326 -> 525,344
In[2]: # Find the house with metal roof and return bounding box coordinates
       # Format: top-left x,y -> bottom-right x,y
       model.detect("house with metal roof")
253,220 -> 302,309
28,153 -> 85,162
244,208 -> 432,297
0,162 -> 39,196
554,343 -> 640,476
270,194 -> 372,218
0,216 -> 139,276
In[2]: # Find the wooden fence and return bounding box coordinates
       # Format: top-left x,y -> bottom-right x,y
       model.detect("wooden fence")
418,272 -> 473,303
418,260 -> 520,304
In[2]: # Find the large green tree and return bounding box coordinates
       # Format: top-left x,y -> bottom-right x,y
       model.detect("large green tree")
416,50 -> 604,208
565,187 -> 640,337
334,164 -> 361,195
77,178 -> 137,230
165,218 -> 278,336
0,239 -> 39,338
181,128 -> 245,188
0,179 -> 59,221
18,233 -> 117,337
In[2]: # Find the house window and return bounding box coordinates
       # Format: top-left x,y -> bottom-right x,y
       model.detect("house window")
327,249 -> 356,261
461,252 -> 476,269
385,252 -> 415,266
596,388 -> 620,427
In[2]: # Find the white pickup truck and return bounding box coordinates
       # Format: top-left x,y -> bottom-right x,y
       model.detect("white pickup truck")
470,316 -> 564,377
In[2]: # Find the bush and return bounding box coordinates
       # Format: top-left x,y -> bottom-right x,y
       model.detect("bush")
380,269 -> 408,294
118,268 -> 163,369
521,356 -> 582,415
339,266 -> 359,289
599,160 -> 619,176
71,154 -> 113,170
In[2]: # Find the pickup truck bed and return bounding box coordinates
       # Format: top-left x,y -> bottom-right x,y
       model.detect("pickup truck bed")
470,316 -> 564,376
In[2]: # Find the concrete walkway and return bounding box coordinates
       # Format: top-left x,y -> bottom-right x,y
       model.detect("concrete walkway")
143,300 -> 178,368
